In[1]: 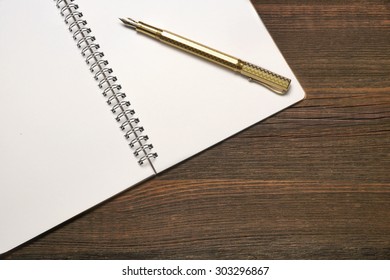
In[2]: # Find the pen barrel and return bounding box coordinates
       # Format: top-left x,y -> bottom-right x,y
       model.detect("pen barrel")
159,30 -> 240,71
238,61 -> 291,95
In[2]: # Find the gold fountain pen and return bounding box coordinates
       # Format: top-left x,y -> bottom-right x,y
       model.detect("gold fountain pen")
120,18 -> 291,95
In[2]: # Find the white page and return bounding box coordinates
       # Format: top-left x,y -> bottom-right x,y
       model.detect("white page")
0,0 -> 154,254
76,0 -> 305,172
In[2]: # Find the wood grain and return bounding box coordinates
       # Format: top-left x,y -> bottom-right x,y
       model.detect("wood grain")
3,0 -> 389,259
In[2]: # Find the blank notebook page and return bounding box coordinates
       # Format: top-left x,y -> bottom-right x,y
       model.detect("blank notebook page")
0,0 -> 154,253
77,0 -> 306,173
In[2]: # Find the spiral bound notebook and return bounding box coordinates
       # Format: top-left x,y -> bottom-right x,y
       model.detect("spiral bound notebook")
0,0 -> 305,254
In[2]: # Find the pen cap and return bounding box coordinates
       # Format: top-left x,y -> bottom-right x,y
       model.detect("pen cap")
238,60 -> 291,95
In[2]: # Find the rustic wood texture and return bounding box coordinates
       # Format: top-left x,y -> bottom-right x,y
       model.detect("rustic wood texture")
3,0 -> 389,259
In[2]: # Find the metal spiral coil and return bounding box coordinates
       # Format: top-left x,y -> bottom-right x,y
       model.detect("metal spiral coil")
55,0 -> 158,167
129,135 -> 149,148
138,153 -> 158,165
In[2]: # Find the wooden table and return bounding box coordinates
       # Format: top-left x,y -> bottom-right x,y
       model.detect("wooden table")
4,0 -> 389,259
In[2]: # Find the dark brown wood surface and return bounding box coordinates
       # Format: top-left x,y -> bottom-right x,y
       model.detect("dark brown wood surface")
3,0 -> 389,259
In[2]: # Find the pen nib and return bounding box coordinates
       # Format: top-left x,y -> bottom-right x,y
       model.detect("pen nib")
119,17 -> 138,29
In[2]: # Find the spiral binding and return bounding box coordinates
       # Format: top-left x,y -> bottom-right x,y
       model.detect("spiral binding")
55,0 -> 158,167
